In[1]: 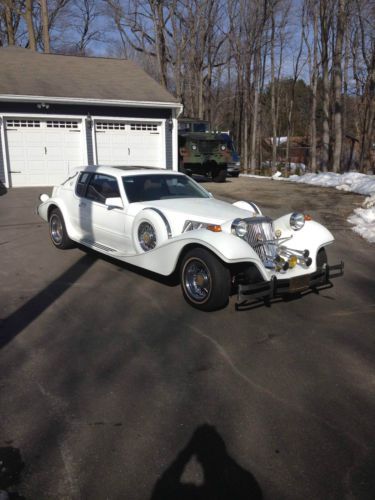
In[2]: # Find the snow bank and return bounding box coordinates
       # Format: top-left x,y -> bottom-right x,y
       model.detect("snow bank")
286,172 -> 375,244
288,172 -> 375,196
347,194 -> 375,243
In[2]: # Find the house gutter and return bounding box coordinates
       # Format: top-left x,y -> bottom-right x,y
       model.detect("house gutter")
0,94 -> 183,111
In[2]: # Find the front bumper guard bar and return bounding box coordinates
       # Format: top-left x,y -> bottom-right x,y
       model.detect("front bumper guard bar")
236,261 -> 344,307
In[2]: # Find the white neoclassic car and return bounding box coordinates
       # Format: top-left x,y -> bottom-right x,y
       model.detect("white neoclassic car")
37,165 -> 344,311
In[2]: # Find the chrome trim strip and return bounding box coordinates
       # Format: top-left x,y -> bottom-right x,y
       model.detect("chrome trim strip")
247,201 -> 262,214
145,207 -> 172,238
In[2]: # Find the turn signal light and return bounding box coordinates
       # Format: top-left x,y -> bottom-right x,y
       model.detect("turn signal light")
288,255 -> 298,268
304,214 -> 313,221
207,225 -> 222,232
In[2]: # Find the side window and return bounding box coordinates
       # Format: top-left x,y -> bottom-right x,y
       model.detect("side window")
86,174 -> 121,204
76,172 -> 90,197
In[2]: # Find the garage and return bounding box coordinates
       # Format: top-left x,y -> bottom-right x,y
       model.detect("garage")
95,120 -> 163,168
5,118 -> 85,187
0,47 -> 182,188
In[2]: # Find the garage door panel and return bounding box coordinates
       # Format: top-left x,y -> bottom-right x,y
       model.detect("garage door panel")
95,121 -> 163,168
6,119 -> 83,187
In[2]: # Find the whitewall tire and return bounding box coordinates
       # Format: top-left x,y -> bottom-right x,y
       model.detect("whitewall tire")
132,208 -> 170,253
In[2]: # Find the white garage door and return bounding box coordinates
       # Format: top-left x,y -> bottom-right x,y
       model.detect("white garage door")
95,121 -> 163,168
6,118 -> 84,187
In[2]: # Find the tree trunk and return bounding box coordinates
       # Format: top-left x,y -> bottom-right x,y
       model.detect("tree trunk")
310,0 -> 318,173
320,1 -> 331,171
332,0 -> 345,173
150,0 -> 168,88
270,6 -> 277,173
39,0 -> 50,53
250,49 -> 260,175
342,19 -> 350,170
24,0 -> 36,50
4,2 -> 15,45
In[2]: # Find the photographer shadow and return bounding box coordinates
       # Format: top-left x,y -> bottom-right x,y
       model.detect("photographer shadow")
150,424 -> 262,500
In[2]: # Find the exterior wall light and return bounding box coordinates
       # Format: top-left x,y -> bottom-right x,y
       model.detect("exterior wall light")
37,102 -> 50,110
168,118 -> 173,131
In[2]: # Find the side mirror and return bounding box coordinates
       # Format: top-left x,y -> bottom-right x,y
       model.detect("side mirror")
105,197 -> 124,210
39,193 -> 50,203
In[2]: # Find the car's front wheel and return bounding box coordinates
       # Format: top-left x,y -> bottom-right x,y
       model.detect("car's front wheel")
180,248 -> 231,311
49,208 -> 73,249
317,248 -> 328,269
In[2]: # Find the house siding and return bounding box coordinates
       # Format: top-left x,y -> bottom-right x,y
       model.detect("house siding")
0,121 -> 5,184
165,125 -> 173,170
85,120 -> 94,165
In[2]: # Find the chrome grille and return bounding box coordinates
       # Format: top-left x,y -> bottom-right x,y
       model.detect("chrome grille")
244,217 -> 278,268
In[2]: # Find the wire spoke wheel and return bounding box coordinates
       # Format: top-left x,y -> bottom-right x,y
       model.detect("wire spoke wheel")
50,214 -> 63,244
138,222 -> 157,251
184,258 -> 212,302
48,208 -> 73,249
180,248 -> 231,311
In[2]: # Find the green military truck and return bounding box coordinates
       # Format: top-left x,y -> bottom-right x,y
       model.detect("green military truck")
178,119 -> 231,183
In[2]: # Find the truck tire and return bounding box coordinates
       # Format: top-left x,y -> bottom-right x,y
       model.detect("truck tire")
212,168 -> 227,183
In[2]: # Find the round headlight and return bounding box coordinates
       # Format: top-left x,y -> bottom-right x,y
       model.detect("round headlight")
191,144 -> 197,150
232,219 -> 248,238
220,144 -> 226,151
290,212 -> 305,231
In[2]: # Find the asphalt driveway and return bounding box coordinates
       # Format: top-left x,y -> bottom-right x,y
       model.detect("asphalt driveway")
1,178 -> 375,499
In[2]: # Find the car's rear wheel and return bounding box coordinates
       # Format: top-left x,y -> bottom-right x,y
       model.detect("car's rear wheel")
180,248 -> 231,311
49,208 -> 73,249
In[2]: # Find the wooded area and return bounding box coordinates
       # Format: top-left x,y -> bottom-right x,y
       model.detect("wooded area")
1,0 -> 374,173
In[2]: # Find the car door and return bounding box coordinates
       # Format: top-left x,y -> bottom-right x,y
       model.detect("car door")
80,173 -> 130,252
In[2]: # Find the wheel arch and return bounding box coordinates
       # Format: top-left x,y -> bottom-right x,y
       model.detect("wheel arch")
47,203 -> 59,220
172,242 -> 255,280
46,201 -> 76,242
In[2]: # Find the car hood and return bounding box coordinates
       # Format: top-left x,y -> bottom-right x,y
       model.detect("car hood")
128,197 -> 255,234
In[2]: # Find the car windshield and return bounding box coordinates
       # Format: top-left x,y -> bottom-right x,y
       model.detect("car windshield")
122,174 -> 211,202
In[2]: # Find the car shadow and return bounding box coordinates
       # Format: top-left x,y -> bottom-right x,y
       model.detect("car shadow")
0,254 -> 96,350
77,244 -> 180,287
150,424 -> 262,500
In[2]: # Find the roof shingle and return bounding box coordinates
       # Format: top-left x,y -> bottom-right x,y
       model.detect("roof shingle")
0,47 -> 179,105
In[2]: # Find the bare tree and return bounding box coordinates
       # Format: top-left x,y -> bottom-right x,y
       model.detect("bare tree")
39,0 -> 50,52
309,0 -> 319,172
332,0 -> 345,172
319,0 -> 332,171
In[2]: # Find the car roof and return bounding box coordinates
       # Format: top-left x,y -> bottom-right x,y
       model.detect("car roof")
72,165 -> 185,177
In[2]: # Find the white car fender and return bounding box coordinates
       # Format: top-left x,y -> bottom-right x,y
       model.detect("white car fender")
274,213 -> 334,244
273,213 -> 334,271
38,198 -> 77,240
123,229 -> 268,278
232,200 -> 262,215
